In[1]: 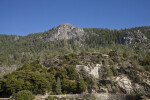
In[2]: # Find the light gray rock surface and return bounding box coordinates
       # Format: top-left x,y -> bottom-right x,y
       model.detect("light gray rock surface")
115,75 -> 133,94
122,30 -> 148,44
43,23 -> 85,41
76,64 -> 103,79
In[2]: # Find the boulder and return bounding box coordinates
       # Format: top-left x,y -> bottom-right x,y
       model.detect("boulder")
115,75 -> 133,94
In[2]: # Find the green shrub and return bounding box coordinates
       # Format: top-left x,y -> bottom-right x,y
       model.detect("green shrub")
62,79 -> 77,93
46,96 -> 54,100
123,52 -> 128,58
78,76 -> 87,93
111,66 -> 119,76
144,65 -> 150,71
64,53 -> 76,61
142,56 -> 150,65
14,90 -> 34,100
105,66 -> 113,77
130,92 -> 142,100
109,50 -> 117,57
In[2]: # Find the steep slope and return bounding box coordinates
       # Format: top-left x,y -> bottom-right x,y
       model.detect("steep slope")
84,28 -> 150,53
0,24 -> 150,76
0,52 -> 150,99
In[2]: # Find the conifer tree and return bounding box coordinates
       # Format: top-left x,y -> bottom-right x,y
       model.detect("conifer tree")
56,77 -> 62,94
78,76 -> 87,93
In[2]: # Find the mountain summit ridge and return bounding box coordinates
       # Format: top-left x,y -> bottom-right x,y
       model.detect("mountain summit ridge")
43,23 -> 85,41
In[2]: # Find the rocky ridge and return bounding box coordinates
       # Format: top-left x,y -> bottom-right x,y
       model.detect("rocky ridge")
43,23 -> 85,41
122,30 -> 148,44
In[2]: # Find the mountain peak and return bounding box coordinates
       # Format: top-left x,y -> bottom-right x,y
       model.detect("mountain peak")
44,23 -> 85,41
60,23 -> 72,26
56,23 -> 75,30
57,23 -> 73,29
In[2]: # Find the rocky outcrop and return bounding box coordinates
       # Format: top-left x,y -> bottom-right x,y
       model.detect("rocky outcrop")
132,83 -> 145,93
115,76 -> 133,94
43,23 -> 85,41
122,30 -> 148,44
0,65 -> 18,76
76,64 -> 103,79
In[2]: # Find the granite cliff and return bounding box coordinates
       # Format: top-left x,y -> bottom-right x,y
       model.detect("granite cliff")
43,23 -> 85,41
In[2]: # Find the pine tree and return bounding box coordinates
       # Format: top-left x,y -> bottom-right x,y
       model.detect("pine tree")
56,77 -> 62,94
78,76 -> 87,93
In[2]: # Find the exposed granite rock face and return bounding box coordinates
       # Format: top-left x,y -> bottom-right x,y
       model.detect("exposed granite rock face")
76,64 -> 103,79
43,23 -> 85,41
89,64 -> 101,79
115,76 -> 133,94
122,30 -> 148,44
75,60 -> 149,96
0,65 -> 18,76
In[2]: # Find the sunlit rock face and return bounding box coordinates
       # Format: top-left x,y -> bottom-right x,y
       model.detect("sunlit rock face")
44,23 -> 85,41
76,63 -> 103,79
115,75 -> 133,94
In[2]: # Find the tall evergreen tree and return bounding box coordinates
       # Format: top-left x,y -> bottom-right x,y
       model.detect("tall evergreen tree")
78,76 -> 87,93
56,77 -> 62,94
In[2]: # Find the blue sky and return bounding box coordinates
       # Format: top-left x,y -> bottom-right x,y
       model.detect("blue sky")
0,0 -> 150,36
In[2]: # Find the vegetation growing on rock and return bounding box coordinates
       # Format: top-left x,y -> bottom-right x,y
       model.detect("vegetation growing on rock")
0,24 -> 150,99
0,51 -> 149,99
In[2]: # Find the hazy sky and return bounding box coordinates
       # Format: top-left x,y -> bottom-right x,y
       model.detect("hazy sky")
0,0 -> 150,35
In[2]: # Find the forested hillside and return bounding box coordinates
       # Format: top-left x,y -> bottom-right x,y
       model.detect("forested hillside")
0,24 -> 149,71
0,24 -> 150,99
0,52 -> 150,99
